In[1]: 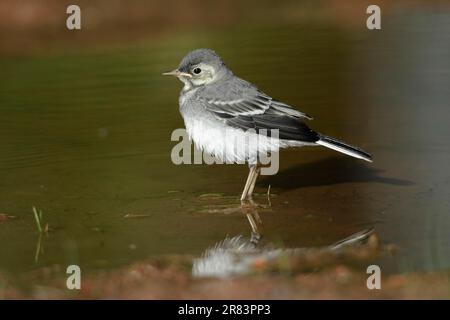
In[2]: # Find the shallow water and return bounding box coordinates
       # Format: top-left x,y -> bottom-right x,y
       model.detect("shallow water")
1,13 -> 450,276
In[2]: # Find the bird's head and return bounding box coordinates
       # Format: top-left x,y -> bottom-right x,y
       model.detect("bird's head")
163,48 -> 231,89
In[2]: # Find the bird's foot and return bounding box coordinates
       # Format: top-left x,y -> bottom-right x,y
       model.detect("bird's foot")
250,231 -> 263,247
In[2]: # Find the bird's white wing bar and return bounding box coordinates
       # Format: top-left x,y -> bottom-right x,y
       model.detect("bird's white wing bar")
202,91 -> 314,120
204,98 -> 313,120
203,94 -> 270,116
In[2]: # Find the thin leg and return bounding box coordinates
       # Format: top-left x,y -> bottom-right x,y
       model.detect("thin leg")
247,166 -> 260,199
246,212 -> 263,246
240,166 -> 256,201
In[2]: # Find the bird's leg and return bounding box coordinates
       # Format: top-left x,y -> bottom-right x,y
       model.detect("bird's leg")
240,165 -> 256,201
241,167 -> 263,245
246,211 -> 263,246
247,166 -> 260,200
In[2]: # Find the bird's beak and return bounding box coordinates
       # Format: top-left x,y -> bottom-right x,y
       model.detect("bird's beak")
162,69 -> 192,78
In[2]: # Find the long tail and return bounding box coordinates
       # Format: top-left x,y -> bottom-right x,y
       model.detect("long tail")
316,135 -> 373,162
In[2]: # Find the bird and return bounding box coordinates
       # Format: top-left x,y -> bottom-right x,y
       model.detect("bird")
163,48 -> 372,201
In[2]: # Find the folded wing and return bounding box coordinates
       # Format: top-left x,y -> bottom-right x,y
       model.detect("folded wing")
200,86 -> 318,142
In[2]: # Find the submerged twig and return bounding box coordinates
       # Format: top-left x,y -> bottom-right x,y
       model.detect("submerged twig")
123,213 -> 150,219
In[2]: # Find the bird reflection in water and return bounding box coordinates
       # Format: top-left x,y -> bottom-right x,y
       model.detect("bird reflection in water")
193,213 -> 376,278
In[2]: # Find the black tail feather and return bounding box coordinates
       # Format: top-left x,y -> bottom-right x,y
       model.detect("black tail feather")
317,135 -> 373,162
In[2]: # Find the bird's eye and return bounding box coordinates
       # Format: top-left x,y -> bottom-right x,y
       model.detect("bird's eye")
193,67 -> 202,75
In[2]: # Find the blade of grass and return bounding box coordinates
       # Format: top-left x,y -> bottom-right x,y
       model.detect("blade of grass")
32,206 -> 42,233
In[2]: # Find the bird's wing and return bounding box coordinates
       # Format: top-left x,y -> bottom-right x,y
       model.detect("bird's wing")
270,99 -> 313,120
201,90 -> 313,120
220,109 -> 319,142
199,85 -> 318,142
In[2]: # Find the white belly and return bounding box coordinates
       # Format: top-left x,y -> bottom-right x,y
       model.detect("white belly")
183,116 -> 290,165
